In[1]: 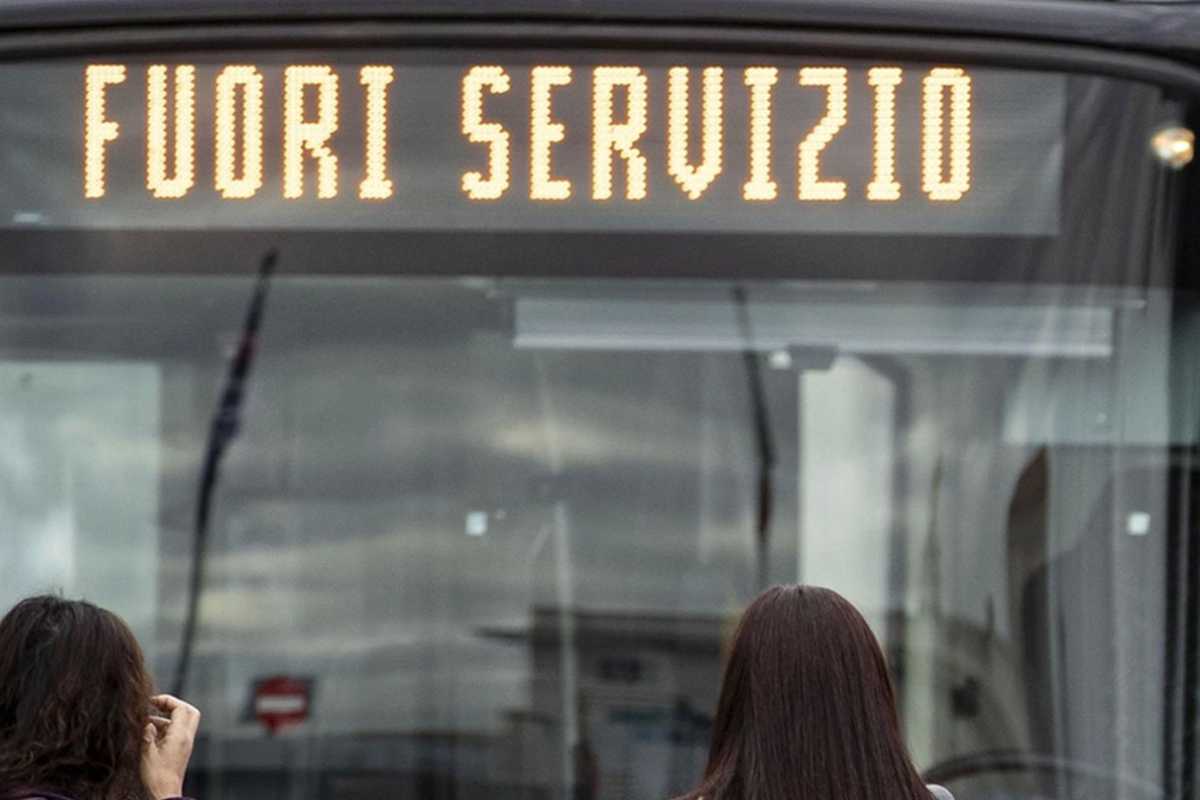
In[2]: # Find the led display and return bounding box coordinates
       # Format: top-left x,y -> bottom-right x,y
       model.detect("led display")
0,53 -> 1063,233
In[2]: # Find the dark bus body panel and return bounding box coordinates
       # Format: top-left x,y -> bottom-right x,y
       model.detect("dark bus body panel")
3,0 -> 1200,58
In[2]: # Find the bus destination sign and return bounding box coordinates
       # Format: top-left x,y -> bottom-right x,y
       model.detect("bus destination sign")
0,54 -> 1064,234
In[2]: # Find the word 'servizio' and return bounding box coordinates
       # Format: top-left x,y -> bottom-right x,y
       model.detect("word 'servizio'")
83,64 -> 972,203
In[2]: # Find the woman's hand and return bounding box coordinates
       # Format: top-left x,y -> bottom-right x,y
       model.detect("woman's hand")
141,694 -> 202,800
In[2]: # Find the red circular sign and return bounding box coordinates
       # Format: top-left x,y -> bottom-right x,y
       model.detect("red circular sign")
253,675 -> 310,734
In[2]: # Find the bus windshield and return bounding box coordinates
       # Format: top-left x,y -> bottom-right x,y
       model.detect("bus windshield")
0,46 -> 1193,800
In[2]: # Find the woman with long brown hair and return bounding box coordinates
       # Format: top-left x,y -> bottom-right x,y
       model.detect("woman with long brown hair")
682,585 -> 953,800
0,595 -> 201,800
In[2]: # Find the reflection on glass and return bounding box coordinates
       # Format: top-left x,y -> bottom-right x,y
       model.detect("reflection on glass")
0,276 -> 1184,800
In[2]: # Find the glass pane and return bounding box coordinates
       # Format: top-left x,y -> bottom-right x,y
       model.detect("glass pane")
0,274 -> 1187,800
0,45 -> 1192,800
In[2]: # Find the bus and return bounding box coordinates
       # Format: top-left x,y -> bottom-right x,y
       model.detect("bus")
0,0 -> 1196,798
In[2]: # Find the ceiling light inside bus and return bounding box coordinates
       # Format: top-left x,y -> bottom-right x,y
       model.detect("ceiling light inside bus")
513,298 -> 1113,358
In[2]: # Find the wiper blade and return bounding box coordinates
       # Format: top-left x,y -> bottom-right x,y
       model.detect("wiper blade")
733,285 -> 776,591
172,249 -> 278,696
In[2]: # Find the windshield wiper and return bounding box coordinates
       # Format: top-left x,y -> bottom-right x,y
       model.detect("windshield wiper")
172,249 -> 278,696
733,286 -> 776,592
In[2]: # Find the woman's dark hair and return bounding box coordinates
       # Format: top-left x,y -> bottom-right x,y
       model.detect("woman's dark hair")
683,585 -> 930,800
0,595 -> 154,800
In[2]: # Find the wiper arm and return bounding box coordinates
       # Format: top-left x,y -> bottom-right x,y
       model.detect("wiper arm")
172,249 -> 278,696
732,285 -> 776,591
